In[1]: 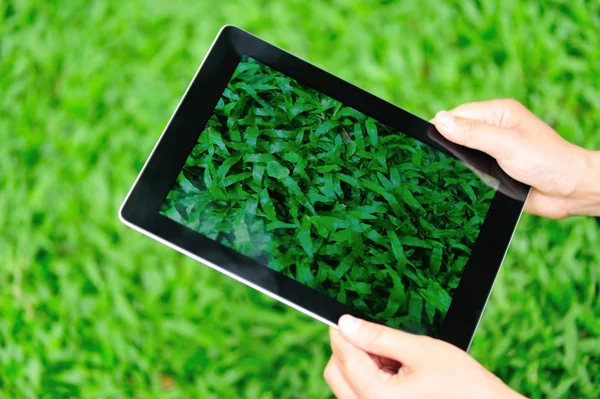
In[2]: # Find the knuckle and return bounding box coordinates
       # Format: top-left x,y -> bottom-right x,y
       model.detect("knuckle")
410,334 -> 436,355
504,98 -> 522,108
363,324 -> 385,346
503,98 -> 524,112
418,335 -> 437,349
335,350 -> 350,368
461,118 -> 478,140
504,127 -> 521,142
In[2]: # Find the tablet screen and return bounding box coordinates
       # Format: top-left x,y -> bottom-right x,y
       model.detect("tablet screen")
159,56 -> 496,336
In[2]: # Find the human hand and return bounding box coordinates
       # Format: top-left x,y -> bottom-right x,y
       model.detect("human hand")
324,315 -> 526,399
432,99 -> 600,218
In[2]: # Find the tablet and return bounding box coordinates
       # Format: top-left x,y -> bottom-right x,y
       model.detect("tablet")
119,25 -> 529,350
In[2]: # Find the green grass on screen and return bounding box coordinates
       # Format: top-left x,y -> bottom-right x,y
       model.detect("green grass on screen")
161,57 -> 494,335
1,1 -> 599,398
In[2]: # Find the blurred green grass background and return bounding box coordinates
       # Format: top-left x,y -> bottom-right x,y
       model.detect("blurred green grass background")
1,0 -> 599,398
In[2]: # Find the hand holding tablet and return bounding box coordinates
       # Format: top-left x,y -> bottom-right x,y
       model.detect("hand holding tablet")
326,315 -> 528,399
119,26 -> 529,350
325,99 -> 600,399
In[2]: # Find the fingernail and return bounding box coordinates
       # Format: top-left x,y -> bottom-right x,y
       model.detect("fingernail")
436,111 -> 455,130
339,315 -> 360,336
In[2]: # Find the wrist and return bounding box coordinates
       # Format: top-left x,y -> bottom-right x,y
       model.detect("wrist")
568,149 -> 600,217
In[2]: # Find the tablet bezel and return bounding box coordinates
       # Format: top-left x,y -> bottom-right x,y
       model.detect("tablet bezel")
119,25 -> 528,351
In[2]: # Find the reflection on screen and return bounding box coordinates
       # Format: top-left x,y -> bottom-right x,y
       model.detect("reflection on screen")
160,56 -> 495,336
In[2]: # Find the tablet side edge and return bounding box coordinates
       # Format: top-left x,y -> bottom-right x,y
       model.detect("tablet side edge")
118,24 -> 231,223
465,188 -> 530,351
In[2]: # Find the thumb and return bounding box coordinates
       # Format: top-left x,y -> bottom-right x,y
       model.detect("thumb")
338,315 -> 430,366
433,110 -> 514,159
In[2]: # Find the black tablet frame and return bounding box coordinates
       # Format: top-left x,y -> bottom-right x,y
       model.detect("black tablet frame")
119,25 -> 529,351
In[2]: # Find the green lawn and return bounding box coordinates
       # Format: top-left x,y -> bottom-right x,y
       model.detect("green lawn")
1,0 -> 599,398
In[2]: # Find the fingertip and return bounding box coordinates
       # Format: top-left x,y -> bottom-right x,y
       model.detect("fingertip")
433,111 -> 461,143
338,314 -> 361,337
434,110 -> 455,131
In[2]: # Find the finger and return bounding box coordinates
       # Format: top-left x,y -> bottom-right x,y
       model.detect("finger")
433,111 -> 515,160
337,315 -> 429,367
324,357 -> 358,399
524,189 -> 569,219
448,99 -> 523,128
329,327 -> 384,398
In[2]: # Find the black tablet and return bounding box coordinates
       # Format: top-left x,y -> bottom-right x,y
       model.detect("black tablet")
119,26 -> 529,350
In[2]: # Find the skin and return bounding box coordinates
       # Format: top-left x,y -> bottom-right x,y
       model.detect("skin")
324,99 -> 600,398
434,99 -> 600,219
326,315 -> 527,399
